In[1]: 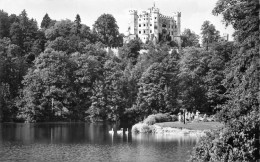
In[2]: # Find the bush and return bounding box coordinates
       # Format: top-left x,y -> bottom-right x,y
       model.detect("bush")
190,111 -> 260,161
143,115 -> 156,125
143,113 -> 172,125
132,123 -> 154,133
170,115 -> 178,122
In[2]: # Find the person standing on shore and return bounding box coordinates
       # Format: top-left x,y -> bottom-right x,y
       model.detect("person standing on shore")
195,110 -> 200,120
178,112 -> 182,122
191,112 -> 195,121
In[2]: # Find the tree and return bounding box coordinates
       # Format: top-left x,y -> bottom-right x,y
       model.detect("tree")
201,21 -> 220,50
181,28 -> 200,47
0,10 -> 10,38
17,50 -> 76,122
93,14 -> 121,47
204,41 -> 234,112
10,10 -> 38,54
119,39 -> 141,65
71,50 -> 104,120
73,14 -> 82,35
178,47 -> 210,113
191,0 -> 260,161
41,13 -> 51,29
0,38 -> 28,121
136,63 -> 166,116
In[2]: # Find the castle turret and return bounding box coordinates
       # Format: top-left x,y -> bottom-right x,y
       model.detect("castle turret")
173,12 -> 181,47
128,10 -> 138,35
151,6 -> 160,43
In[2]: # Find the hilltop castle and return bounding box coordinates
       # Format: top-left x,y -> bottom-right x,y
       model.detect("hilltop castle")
124,4 -> 181,45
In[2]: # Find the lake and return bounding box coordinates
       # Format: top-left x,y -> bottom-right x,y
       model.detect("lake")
0,122 -> 197,162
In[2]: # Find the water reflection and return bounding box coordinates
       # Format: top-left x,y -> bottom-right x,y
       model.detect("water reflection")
0,123 -> 197,162
132,133 -> 198,143
1,122 -> 199,145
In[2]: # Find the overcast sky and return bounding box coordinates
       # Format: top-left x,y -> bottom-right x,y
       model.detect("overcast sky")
0,0 -> 234,40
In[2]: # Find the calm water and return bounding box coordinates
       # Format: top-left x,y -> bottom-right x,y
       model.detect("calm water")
0,123 -> 197,162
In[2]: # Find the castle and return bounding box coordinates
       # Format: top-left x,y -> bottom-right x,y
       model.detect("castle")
124,4 -> 181,45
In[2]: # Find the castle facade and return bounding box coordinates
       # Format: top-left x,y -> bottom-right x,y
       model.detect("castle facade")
124,4 -> 181,45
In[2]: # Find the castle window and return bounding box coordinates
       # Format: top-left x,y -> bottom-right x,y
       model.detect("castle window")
150,30 -> 152,33
175,25 -> 177,28
143,30 -> 146,34
144,19 -> 145,20
154,25 -> 157,29
139,31 -> 141,34
139,24 -> 141,27
162,24 -> 166,28
171,31 -> 173,35
144,24 -> 145,26
150,24 -> 152,26
155,17 -> 157,19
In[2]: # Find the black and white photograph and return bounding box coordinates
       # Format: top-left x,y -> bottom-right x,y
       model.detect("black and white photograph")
0,0 -> 259,161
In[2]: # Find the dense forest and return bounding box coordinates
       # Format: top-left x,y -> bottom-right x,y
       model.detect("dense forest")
0,7 -> 232,123
0,0 -> 259,160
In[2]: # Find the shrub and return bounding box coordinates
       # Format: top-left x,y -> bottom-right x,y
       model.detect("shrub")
143,113 -> 172,125
143,115 -> 156,125
170,115 -> 178,122
131,123 -> 154,133
190,111 -> 260,161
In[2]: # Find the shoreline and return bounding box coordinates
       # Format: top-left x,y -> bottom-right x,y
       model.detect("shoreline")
132,121 -> 223,138
153,124 -> 206,137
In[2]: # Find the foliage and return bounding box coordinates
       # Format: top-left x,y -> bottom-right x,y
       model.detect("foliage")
41,13 -> 52,29
170,115 -> 178,122
131,123 -> 154,133
201,21 -> 220,50
0,10 -> 10,38
181,28 -> 200,47
178,47 -> 210,112
191,111 -> 260,162
0,8 -> 247,127
93,14 -> 122,47
16,49 -> 76,122
191,0 -> 260,161
119,39 -> 142,65
143,113 -> 172,125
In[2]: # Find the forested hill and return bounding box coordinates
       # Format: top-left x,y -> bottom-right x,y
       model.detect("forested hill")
1,0 -> 259,160
0,7 -> 246,124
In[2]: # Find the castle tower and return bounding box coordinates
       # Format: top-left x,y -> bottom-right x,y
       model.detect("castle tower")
173,12 -> 181,46
150,5 -> 160,43
128,10 -> 138,35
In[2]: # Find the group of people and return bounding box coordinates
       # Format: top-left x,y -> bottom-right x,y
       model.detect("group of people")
178,110 -> 201,123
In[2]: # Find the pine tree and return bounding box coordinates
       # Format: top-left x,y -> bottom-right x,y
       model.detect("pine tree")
74,14 -> 81,35
41,13 -> 51,29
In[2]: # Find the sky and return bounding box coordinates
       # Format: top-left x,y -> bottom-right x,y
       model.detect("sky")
0,0 -> 234,40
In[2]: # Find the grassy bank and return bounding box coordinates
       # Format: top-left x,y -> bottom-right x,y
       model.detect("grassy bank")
155,121 -> 223,131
